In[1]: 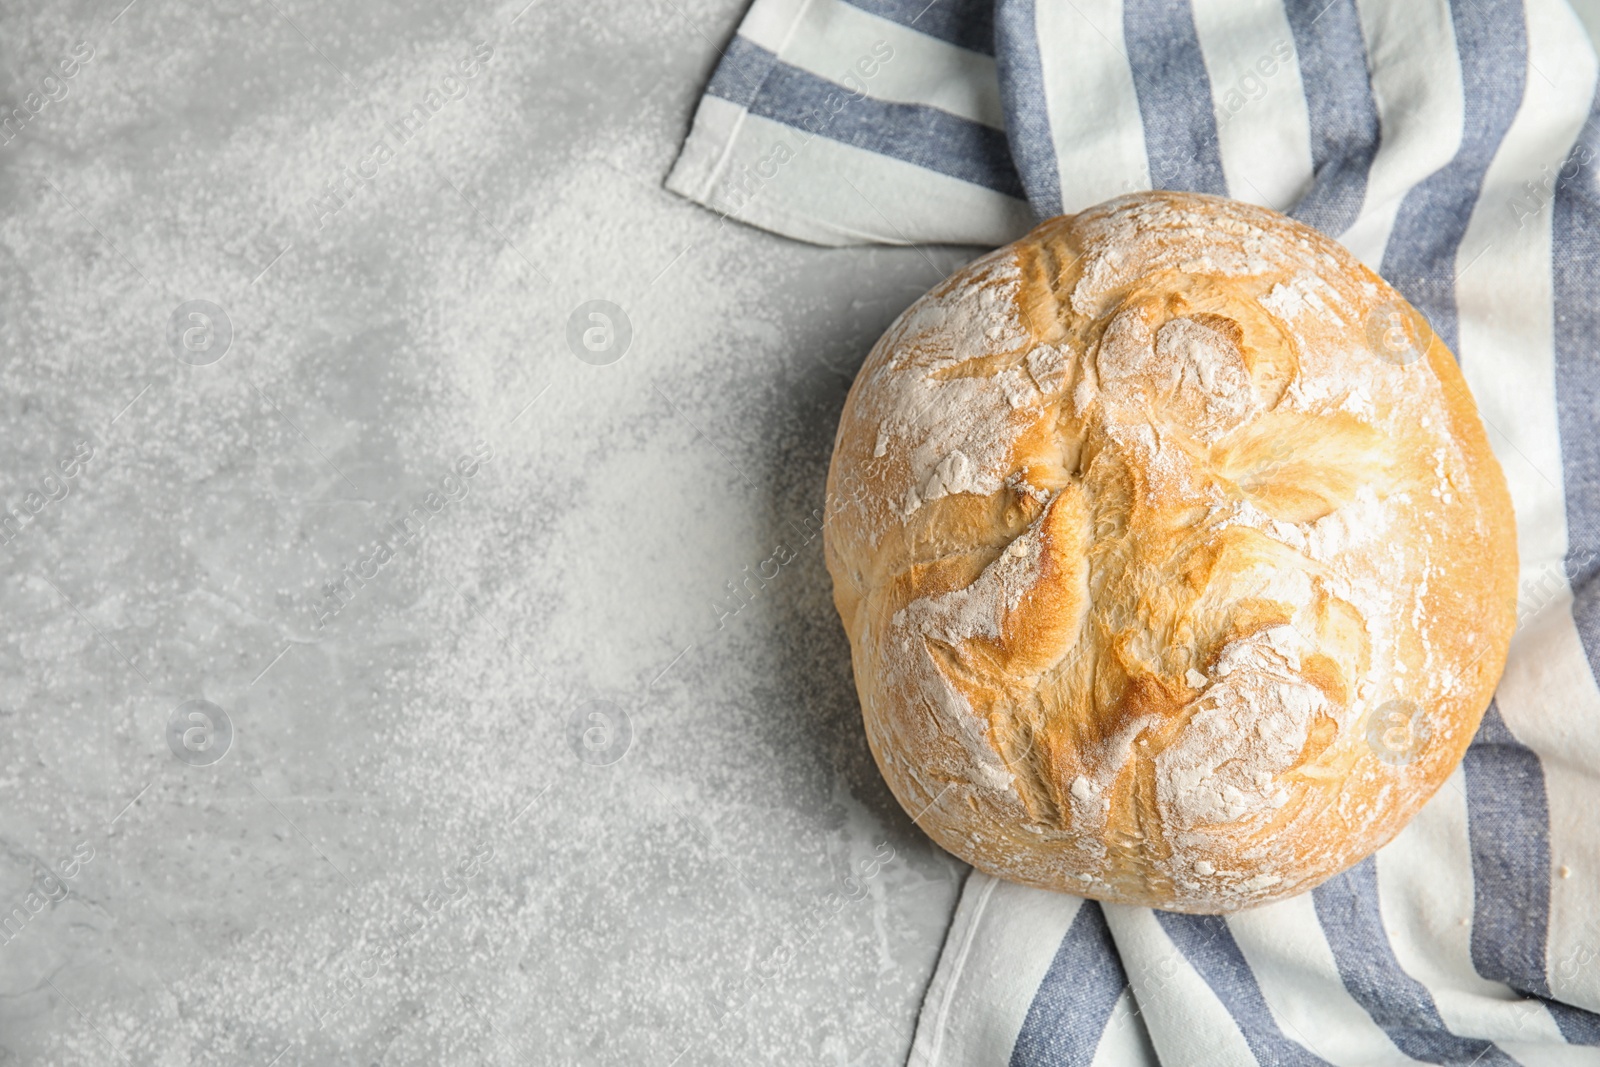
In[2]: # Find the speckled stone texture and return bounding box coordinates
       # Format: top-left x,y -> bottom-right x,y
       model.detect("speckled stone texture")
0,1 -> 975,1062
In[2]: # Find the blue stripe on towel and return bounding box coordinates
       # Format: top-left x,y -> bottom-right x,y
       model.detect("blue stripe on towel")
1463,702 -> 1553,998
1379,0 -> 1527,355
1546,999 -> 1600,1047
1313,859 -> 1518,1065
705,37 -> 1026,197
1283,0 -> 1379,237
1155,912 -> 1333,1066
994,0 -> 1063,217
1010,901 -> 1128,1067
842,0 -> 995,55
1122,0 -> 1227,196
705,32 -> 780,109
1555,101 -> 1600,693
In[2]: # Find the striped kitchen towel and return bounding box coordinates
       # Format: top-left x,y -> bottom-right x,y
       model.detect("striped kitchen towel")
668,0 -> 1600,1063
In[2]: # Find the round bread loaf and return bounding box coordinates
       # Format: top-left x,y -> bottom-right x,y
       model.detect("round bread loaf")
824,191 -> 1517,913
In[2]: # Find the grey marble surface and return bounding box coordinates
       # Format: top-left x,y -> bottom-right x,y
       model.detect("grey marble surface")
0,1 -> 977,1063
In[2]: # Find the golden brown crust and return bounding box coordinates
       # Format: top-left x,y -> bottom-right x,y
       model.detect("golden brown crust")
824,191 -> 1518,913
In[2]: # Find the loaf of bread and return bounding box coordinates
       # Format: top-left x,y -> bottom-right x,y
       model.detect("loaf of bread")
824,191 -> 1517,913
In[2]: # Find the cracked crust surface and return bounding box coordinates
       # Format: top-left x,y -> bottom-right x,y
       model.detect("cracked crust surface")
823,192 -> 1517,913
